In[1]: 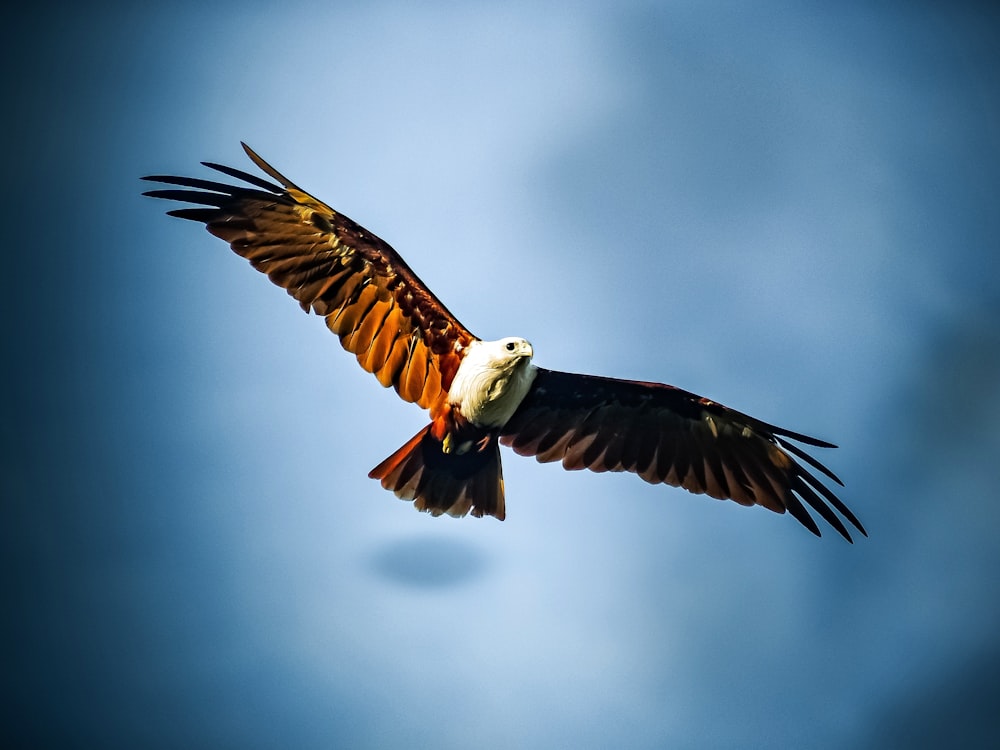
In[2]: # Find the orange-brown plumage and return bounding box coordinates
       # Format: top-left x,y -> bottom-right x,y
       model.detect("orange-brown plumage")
143,144 -> 866,542
147,143 -> 473,416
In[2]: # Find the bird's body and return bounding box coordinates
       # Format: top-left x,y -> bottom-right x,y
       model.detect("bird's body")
446,338 -> 537,431
143,144 -> 866,541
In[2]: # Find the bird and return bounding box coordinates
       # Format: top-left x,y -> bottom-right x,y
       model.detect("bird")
142,143 -> 865,542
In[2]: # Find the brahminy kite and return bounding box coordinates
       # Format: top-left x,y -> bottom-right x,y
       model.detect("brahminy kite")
143,143 -> 865,542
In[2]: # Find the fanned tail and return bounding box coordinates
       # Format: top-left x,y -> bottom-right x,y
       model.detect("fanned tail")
369,425 -> 506,520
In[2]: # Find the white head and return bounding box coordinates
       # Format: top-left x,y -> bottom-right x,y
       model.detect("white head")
479,336 -> 534,368
448,336 -> 536,427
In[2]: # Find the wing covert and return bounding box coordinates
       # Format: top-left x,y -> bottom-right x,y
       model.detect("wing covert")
500,368 -> 865,542
143,143 -> 475,412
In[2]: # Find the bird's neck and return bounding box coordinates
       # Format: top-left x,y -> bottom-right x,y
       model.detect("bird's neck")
448,344 -> 536,429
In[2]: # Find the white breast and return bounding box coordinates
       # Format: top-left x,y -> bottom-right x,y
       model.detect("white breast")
447,338 -> 537,428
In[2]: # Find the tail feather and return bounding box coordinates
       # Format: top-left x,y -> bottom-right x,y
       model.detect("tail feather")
369,425 -> 506,520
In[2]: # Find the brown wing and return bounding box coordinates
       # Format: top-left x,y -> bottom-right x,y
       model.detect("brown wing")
500,368 -> 865,542
143,143 -> 476,413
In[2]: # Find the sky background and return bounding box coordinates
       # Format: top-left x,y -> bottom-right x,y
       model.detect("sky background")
4,2 -> 1000,748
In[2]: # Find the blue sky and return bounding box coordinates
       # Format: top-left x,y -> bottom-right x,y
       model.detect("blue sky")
4,2 -> 1000,748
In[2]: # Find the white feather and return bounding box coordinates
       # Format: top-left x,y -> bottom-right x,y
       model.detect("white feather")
447,337 -> 537,428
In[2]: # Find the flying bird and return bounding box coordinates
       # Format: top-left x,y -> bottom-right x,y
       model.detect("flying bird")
143,143 -> 865,542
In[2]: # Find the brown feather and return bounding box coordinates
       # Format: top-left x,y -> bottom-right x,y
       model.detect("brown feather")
363,319 -> 400,378
375,327 -> 411,389
145,146 -> 862,540
501,368 -> 866,542
721,461 -> 755,507
534,426 -> 577,464
398,336 -> 425,404
346,294 -> 392,356
561,431 -> 598,471
142,143 -> 476,413
369,424 -> 505,520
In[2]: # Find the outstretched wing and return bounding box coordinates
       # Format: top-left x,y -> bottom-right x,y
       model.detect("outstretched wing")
143,143 -> 475,413
500,368 -> 865,541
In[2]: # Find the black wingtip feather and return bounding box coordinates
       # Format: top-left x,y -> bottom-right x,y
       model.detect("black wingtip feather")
793,478 -> 853,542
144,173 -> 259,195
783,495 -> 822,538
237,142 -> 301,191
164,207 -> 223,222
777,437 -> 844,486
795,462 -> 867,538
770,424 -> 838,449
142,188 -> 230,207
201,160 -> 282,192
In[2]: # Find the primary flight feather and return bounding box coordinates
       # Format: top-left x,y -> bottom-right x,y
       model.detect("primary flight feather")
143,143 -> 865,542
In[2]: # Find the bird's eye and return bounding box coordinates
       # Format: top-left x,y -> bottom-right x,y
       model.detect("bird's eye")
505,341 -> 516,352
